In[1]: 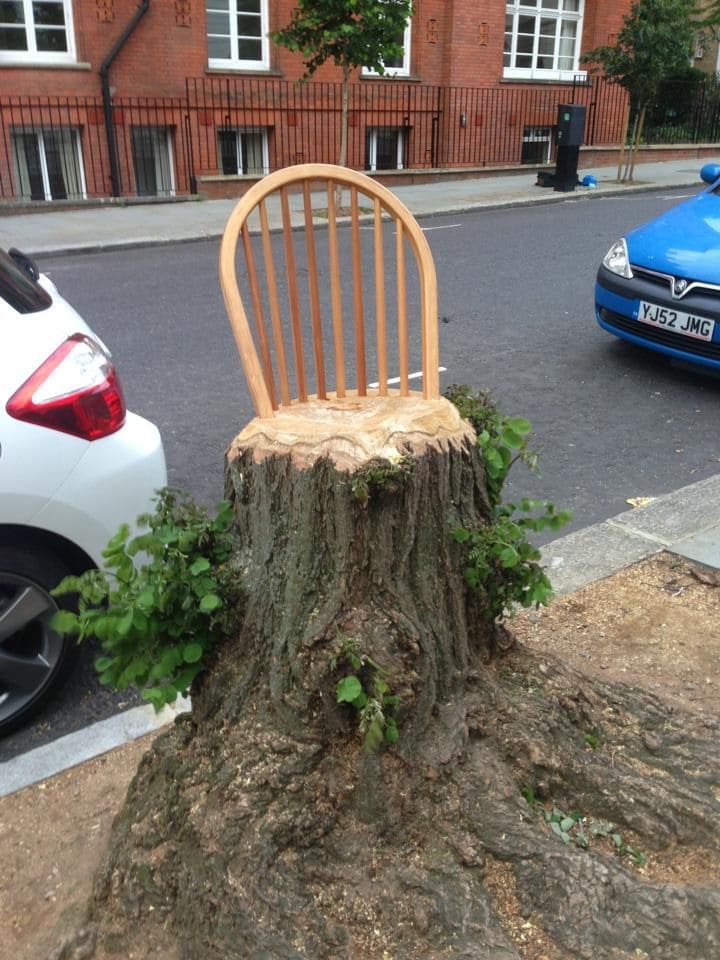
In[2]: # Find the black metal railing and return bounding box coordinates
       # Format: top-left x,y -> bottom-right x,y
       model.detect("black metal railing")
2,74 -> 715,204
644,75 -> 720,145
0,94 -> 191,202
184,74 -> 629,177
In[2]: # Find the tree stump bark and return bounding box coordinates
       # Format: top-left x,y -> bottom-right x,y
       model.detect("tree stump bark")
71,395 -> 720,960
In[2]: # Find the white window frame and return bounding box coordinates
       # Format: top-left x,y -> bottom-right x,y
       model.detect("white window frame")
11,126 -> 86,201
365,126 -> 405,172
363,17 -> 412,78
521,125 -> 552,164
206,0 -> 270,71
0,0 -> 76,65
217,126 -> 270,175
504,0 -> 586,83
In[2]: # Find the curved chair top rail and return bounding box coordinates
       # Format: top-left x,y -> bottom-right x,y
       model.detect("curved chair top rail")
219,163 -> 440,420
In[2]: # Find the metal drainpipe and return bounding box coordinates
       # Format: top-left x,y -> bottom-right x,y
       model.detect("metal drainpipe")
100,0 -> 151,198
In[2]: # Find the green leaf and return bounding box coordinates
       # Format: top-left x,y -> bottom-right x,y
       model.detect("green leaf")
190,557 -> 211,576
520,786 -> 535,806
174,664 -> 202,693
508,417 -> 532,435
137,587 -> 156,610
199,593 -> 221,612
550,821 -> 571,843
102,523 -> 130,555
213,501 -> 234,531
116,608 -> 135,637
501,428 -> 524,449
384,718 -> 399,744
141,687 -> 166,711
51,609 -> 80,635
499,546 -> 519,568
51,574 -> 87,598
337,675 -> 363,704
364,718 -> 385,753
182,642 -> 204,664
161,683 -> 179,705
484,448 -> 503,471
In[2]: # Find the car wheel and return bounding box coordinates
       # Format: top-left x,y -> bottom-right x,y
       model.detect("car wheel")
0,546 -> 81,736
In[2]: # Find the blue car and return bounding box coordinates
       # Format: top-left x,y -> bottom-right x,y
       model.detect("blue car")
595,163 -> 720,372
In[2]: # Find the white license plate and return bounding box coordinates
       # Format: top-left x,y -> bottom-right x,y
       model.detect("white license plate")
637,301 -> 715,342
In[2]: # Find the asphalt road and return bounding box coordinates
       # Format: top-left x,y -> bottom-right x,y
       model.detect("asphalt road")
3,186 -> 720,761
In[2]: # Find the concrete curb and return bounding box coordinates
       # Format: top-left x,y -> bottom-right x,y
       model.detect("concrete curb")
0,697 -> 190,799
13,177 -> 701,259
544,473 -> 720,595
1,473 -> 717,799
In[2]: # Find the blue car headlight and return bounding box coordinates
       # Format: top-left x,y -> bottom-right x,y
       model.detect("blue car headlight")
602,238 -> 634,279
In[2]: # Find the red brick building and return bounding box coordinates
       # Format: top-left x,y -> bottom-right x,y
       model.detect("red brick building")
0,1 -> 632,201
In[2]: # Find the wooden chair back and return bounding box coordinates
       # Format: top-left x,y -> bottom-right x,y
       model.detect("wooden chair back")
219,163 -> 439,420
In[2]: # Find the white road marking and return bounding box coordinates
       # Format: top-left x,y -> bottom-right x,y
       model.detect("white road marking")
421,223 -> 463,232
601,193 -> 693,201
361,223 -> 462,232
369,366 -> 447,389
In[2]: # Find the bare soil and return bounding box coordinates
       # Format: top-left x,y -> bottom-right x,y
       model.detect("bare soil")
1,551 -> 718,960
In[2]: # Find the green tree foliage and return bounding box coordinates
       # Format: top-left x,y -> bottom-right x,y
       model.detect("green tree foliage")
582,0 -> 699,180
272,0 -> 413,168
694,0 -> 720,28
583,0 -> 697,107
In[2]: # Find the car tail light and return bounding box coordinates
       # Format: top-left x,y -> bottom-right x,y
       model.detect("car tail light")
6,334 -> 126,441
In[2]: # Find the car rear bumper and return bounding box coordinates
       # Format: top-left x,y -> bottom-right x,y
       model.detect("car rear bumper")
595,266 -> 720,371
27,412 -> 167,568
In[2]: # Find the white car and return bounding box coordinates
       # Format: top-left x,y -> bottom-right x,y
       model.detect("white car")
0,247 -> 167,735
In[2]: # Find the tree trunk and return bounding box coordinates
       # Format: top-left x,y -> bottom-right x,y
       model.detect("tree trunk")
622,110 -> 638,182
626,104 -> 646,183
339,63 -> 350,170
60,397 -> 720,960
616,99 -> 631,183
336,63 -> 351,210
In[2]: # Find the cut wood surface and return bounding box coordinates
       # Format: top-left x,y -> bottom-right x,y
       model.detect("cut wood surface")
227,392 -> 471,470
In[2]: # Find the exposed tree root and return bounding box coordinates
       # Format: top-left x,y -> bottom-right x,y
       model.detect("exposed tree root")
82,648 -> 720,960
64,428 -> 720,959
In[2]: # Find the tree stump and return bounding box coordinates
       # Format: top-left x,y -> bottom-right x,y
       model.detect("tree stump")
72,394 -> 720,960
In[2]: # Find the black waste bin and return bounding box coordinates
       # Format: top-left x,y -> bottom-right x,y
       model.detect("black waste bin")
554,104 -> 586,192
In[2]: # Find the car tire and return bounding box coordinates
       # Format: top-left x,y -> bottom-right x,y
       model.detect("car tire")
0,545 -> 82,737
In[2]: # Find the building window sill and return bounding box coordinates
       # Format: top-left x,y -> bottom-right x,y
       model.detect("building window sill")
502,68 -> 587,84
360,73 -> 423,83
0,58 -> 90,70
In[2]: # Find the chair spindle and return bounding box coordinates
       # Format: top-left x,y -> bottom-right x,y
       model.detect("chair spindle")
327,181 -> 346,397
350,185 -> 366,395
280,185 -> 307,402
302,181 -> 326,400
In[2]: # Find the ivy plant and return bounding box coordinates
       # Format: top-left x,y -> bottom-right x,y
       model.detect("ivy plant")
334,635 -> 399,752
522,790 -> 647,867
445,385 -> 571,620
51,488 -> 243,711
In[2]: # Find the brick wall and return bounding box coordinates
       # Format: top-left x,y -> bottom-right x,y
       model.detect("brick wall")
1,0 -> 643,202
1,0 -> 636,99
